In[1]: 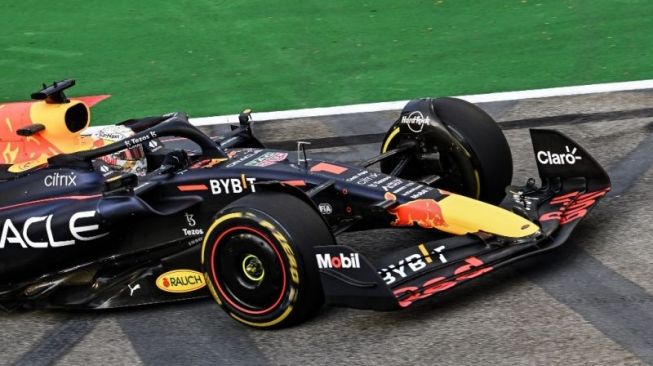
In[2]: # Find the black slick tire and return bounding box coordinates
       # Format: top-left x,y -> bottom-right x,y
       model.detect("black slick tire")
381,97 -> 512,205
201,192 -> 333,329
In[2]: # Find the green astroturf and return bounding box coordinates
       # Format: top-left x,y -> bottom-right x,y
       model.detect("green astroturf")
1,0 -> 652,126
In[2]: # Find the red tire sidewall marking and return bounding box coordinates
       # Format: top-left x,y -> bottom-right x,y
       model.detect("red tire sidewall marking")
210,225 -> 288,316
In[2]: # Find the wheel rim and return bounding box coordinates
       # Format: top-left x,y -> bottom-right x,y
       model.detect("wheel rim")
211,226 -> 287,315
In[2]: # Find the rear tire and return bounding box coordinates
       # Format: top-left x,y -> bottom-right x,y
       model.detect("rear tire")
380,97 -> 512,205
202,192 -> 334,329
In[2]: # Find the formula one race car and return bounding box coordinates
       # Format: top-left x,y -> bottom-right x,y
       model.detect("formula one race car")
0,80 -> 610,328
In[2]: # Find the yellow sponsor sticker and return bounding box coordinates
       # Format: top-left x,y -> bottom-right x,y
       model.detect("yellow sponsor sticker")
156,269 -> 206,293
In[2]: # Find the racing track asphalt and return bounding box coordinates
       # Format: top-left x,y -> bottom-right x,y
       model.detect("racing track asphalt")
3,90 -> 653,366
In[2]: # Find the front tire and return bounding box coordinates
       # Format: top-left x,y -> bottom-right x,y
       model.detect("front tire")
380,97 -> 512,205
202,192 -> 334,329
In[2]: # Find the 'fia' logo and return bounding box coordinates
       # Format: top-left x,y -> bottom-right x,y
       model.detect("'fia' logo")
318,203 -> 333,215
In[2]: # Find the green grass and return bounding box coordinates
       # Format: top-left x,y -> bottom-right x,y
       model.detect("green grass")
1,0 -> 652,125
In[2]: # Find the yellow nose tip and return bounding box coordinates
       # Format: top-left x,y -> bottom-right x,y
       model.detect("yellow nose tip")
436,193 -> 540,238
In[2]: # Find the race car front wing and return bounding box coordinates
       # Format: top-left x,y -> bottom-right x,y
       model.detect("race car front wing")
314,129 -> 611,310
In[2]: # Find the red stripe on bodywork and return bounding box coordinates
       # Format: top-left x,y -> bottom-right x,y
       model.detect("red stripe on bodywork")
177,184 -> 209,191
281,180 -> 306,187
0,194 -> 102,213
310,162 -> 348,174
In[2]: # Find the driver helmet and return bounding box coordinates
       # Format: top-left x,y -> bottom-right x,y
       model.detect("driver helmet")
91,125 -> 147,176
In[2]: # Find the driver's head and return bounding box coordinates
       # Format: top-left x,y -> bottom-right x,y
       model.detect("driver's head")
92,125 -> 147,176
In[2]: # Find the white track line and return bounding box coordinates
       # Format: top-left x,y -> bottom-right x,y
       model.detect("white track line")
188,79 -> 653,126
87,79 -> 653,133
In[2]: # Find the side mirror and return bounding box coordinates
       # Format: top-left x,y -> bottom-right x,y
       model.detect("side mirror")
238,108 -> 252,125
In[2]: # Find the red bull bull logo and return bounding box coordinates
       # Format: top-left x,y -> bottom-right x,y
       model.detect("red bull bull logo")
387,198 -> 448,229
